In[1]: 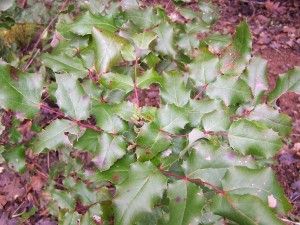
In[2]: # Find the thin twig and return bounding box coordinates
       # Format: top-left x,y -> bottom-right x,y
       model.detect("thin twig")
194,84 -> 208,100
159,129 -> 189,138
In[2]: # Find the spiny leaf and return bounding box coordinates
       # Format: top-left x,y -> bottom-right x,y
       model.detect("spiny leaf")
167,180 -> 205,225
206,76 -> 252,106
33,119 -> 80,154
188,48 -> 220,86
136,122 -> 171,160
67,11 -> 117,35
132,31 -> 157,50
204,33 -> 232,52
114,101 -> 136,121
154,22 -> 176,58
268,66 -> 300,103
220,20 -> 252,75
202,107 -> 231,132
51,189 -> 76,210
92,102 -> 128,134
113,161 -> 167,225
222,167 -> 291,214
92,28 -> 129,74
211,194 -> 285,225
160,71 -> 191,106
177,33 -> 199,55
2,146 -> 26,174
241,57 -> 268,105
182,140 -> 256,187
124,7 -> 160,29
157,104 -> 189,133
0,61 -> 42,118
74,129 -> 126,171
137,68 -> 162,89
246,104 -> 292,137
228,119 -> 283,158
42,54 -> 87,78
55,74 -> 90,120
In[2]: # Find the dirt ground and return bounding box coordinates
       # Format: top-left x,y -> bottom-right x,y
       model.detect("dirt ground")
1,0 -> 300,224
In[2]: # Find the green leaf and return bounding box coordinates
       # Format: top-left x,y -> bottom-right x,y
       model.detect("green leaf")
204,33 -> 232,52
228,119 -> 283,158
0,0 -> 14,11
211,194 -> 285,225
114,161 -> 167,225
0,61 -> 42,118
202,107 -> 231,132
206,76 -> 252,106
59,211 -> 81,225
101,72 -> 134,93
74,129 -> 126,171
157,104 -> 189,133
51,189 -> 76,210
247,104 -> 292,137
33,119 -> 80,154
42,54 -> 87,78
74,181 -> 102,206
220,21 -> 252,75
132,31 -> 158,50
188,48 -> 220,86
177,33 -> 199,55
120,44 -> 136,61
241,57 -> 268,105
2,146 -> 27,174
268,66 -> 300,103
114,101 -> 136,121
92,102 -> 128,133
154,22 -> 176,58
80,155 -> 135,185
124,7 -> 160,29
67,11 -> 117,35
55,74 -> 90,120
136,122 -> 171,160
222,167 -> 291,214
137,69 -> 162,89
167,180 -> 205,225
160,72 -> 190,106
182,140 -> 256,187
92,28 -> 129,74
186,100 -> 223,127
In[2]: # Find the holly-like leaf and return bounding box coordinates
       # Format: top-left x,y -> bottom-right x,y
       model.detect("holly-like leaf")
137,69 -> 162,89
124,7 -> 160,29
166,180 -> 205,225
74,129 -> 126,171
114,101 -> 136,121
121,44 -> 136,61
2,146 -> 26,174
222,167 -> 291,214
206,76 -> 252,106
247,104 -> 292,137
55,74 -> 90,120
92,28 -> 130,74
186,99 -> 223,127
113,161 -> 167,225
67,11 -> 117,35
154,22 -> 177,58
160,72 -> 191,106
211,194 -> 285,225
0,61 -> 42,118
182,140 -> 256,188
51,189 -> 76,210
101,72 -> 134,93
136,122 -> 171,160
92,102 -> 128,134
177,33 -> 199,55
202,107 -> 231,132
228,119 -> 283,158
42,54 -> 87,78
132,31 -> 158,50
268,66 -> 300,103
80,155 -> 135,185
188,48 -> 220,86
157,104 -> 189,133
204,33 -> 232,52
241,57 -> 268,105
220,21 -> 252,75
33,119 -> 80,154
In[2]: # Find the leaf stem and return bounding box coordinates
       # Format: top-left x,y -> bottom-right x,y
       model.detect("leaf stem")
159,129 -> 189,138
194,84 -> 208,100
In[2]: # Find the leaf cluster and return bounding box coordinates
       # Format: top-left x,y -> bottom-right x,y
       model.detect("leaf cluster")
1,0 -> 300,224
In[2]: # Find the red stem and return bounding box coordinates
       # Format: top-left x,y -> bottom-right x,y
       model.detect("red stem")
194,84 -> 208,100
204,131 -> 229,137
231,109 -> 253,119
159,129 -> 189,138
40,104 -> 103,133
